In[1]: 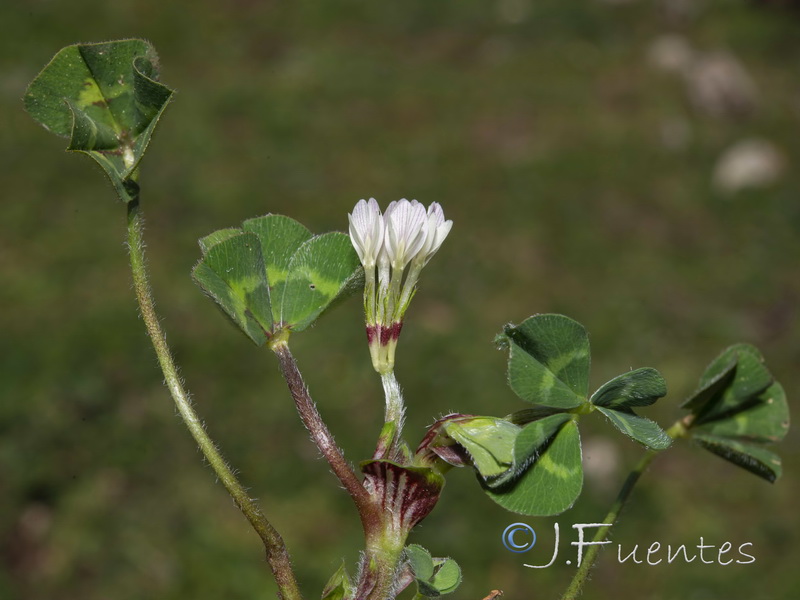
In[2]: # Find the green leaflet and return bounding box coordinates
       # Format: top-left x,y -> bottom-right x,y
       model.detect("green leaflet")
695,382 -> 789,444
405,545 -> 462,598
504,314 -> 590,409
192,233 -> 273,345
485,421 -> 583,516
596,407 -> 672,450
487,413 -> 573,489
193,215 -> 362,344
693,433 -> 782,483
24,40 -> 173,203
280,232 -> 363,331
590,367 -> 667,409
689,344 -> 773,424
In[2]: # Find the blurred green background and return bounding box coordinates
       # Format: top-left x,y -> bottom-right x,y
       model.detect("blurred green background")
2,1 -> 798,599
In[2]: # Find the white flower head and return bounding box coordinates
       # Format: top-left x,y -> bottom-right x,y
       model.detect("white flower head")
417,202 -> 453,265
348,198 -> 384,268
383,199 -> 428,270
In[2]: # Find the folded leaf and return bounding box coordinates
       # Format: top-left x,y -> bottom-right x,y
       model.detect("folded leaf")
405,544 -> 435,582
693,382 -> 789,444
417,558 -> 462,597
688,345 -> 773,425
442,417 -> 520,479
24,39 -> 173,202
487,413 -> 573,489
321,561 -> 352,600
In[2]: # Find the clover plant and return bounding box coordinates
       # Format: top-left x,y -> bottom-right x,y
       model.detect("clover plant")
24,40 -> 790,600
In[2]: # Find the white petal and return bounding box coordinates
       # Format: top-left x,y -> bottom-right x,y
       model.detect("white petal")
348,198 -> 384,267
417,202 -> 452,264
385,199 -> 428,268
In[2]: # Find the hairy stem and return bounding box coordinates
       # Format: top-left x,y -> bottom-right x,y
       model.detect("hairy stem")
271,340 -> 374,529
126,200 -> 302,600
560,419 -> 690,600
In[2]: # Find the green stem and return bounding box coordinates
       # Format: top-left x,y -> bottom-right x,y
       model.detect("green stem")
126,200 -> 302,600
560,419 -> 690,600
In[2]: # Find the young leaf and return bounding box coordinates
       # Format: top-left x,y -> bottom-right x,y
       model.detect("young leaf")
417,558 -> 462,597
279,232 -> 363,331
192,233 -> 273,345
590,367 -> 667,409
485,421 -> 583,516
321,561 -> 352,600
24,39 -> 173,202
596,407 -> 672,450
692,433 -> 783,483
405,544 -> 435,582
405,546 -> 462,598
442,417 -> 520,479
504,314 -> 590,409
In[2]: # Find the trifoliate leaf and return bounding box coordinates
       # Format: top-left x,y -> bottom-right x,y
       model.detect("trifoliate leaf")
24,39 -> 173,202
193,216 -> 362,343
683,344 -> 789,482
